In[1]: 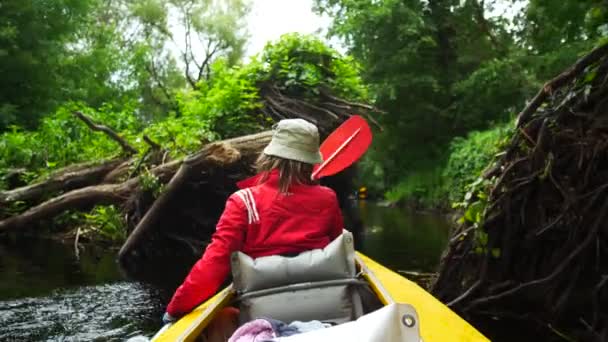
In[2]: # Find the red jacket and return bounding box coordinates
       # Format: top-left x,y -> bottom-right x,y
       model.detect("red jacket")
166,172 -> 344,316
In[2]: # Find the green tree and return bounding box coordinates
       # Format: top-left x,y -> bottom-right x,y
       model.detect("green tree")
316,0 -> 608,204
515,0 -> 608,79
314,0 -> 519,190
168,0 -> 250,88
0,0 -> 251,130
0,0 -> 95,129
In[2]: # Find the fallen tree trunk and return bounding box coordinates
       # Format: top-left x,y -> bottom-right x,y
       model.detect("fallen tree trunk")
0,111 -> 146,208
0,158 -> 127,204
0,131 -> 272,232
0,183 -> 133,231
0,49 -> 381,288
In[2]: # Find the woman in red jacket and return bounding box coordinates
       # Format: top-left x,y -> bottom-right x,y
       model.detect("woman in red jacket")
163,118 -> 344,322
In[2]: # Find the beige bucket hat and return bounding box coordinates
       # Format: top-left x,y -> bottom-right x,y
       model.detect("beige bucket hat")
263,119 -> 323,165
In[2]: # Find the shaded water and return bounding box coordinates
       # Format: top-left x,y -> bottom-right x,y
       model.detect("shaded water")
0,239 -> 165,341
357,201 -> 450,273
0,202 -> 450,341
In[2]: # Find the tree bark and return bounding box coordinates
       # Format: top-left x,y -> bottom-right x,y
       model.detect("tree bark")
0,182 -> 133,231
0,159 -> 127,204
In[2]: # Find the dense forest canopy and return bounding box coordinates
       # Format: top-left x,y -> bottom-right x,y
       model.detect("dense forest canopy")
1,0 -> 607,206
315,0 -> 608,204
0,0 -> 248,129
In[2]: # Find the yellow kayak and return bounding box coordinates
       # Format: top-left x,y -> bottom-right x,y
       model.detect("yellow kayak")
152,252 -> 488,341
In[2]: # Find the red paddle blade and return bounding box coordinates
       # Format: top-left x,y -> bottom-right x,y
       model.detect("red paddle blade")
312,115 -> 372,179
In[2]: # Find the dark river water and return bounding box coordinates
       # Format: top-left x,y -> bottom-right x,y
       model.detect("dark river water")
0,202 -> 450,341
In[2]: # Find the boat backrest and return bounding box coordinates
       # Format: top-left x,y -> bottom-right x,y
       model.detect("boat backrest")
231,231 -> 365,324
231,231 -> 356,293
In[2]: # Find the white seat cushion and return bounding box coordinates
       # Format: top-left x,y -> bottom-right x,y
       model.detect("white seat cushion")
231,231 -> 356,293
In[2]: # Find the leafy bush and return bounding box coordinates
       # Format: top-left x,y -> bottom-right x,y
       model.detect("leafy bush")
256,33 -> 368,101
451,58 -> 536,132
384,123 -> 512,207
142,114 -> 216,157
176,33 -> 369,140
139,167 -> 164,198
176,59 -> 265,140
385,165 -> 445,207
442,123 -> 513,203
83,205 -> 126,241
0,102 -> 141,174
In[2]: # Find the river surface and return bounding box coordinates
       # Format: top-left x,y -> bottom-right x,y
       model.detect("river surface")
0,202 -> 450,341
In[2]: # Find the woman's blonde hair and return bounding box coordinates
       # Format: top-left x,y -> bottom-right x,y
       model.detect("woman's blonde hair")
256,153 -> 315,193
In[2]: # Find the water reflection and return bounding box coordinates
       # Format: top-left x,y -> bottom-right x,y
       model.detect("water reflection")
0,238 -> 122,300
357,201 -> 450,273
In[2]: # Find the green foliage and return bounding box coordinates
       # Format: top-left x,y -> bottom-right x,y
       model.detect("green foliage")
383,122 -> 512,207
138,168 -> 164,198
452,174 -> 499,257
257,33 -> 368,101
443,123 -> 513,204
315,0 -> 523,196
0,0 -> 251,130
176,59 -> 264,139
142,114 -> 215,156
385,165 -> 445,207
0,103 -> 141,173
317,0 -> 606,206
83,205 -> 126,241
451,58 -> 536,132
0,33 -> 366,188
518,0 -> 608,54
175,33 -> 368,139
0,0 -> 95,129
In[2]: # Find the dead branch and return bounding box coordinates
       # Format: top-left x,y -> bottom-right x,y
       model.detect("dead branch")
434,44 -> 608,340
143,135 -> 162,150
73,111 -> 138,155
102,159 -> 135,183
118,142 -> 242,259
516,43 -> 608,127
0,182 -> 133,231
